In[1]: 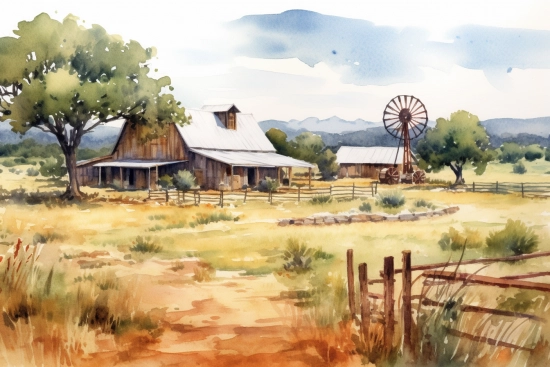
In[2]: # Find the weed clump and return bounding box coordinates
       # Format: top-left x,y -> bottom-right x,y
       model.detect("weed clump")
282,238 -> 333,273
512,161 -> 527,174
376,189 -> 405,208
485,219 -> 538,256
413,198 -> 435,209
359,202 -> 371,212
191,212 -> 233,227
310,194 -> 332,205
130,236 -> 163,253
438,227 -> 483,251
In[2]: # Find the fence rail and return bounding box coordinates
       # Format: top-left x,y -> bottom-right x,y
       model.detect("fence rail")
148,182 -> 379,206
347,248 -> 550,359
470,181 -> 550,197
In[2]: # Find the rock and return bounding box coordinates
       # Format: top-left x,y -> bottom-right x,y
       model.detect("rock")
333,216 -> 349,223
323,217 -> 336,225
369,214 -> 386,222
444,206 -> 460,214
294,220 -> 304,226
278,220 -> 290,227
399,214 -> 418,221
303,219 -> 314,225
123,254 -> 132,260
386,216 -> 399,221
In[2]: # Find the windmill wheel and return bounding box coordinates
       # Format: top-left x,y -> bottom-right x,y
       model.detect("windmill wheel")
413,170 -> 426,184
383,95 -> 428,140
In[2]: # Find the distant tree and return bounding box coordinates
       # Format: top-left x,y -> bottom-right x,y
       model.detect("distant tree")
499,142 -> 524,163
266,128 -> 294,157
291,132 -> 325,164
0,13 -> 187,199
317,149 -> 339,179
523,144 -> 544,161
416,110 -> 495,185
512,161 -> 527,174
546,147 -> 550,162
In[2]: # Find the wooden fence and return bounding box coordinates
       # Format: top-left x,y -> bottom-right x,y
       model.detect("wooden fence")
470,181 -> 550,198
148,182 -> 379,206
346,248 -> 550,358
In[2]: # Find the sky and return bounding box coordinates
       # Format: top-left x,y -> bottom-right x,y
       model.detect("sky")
2,0 -> 550,123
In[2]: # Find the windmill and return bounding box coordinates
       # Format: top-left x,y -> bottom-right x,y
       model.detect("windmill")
378,95 -> 428,184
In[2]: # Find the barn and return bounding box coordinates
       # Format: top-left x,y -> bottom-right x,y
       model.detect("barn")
76,104 -> 313,190
336,146 -> 413,179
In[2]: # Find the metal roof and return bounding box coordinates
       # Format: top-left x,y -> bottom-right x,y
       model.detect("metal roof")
201,104 -> 240,113
190,148 -> 314,168
93,160 -> 186,168
177,109 -> 275,152
336,146 -> 405,164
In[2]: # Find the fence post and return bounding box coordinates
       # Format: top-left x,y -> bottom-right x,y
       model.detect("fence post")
522,183 -> 524,198
359,263 -> 370,353
473,182 -> 475,192
165,190 -> 169,202
148,190 -> 151,199
346,249 -> 356,319
402,251 -> 412,355
298,186 -> 301,202
330,185 -> 333,197
375,181 -> 378,195
220,190 -> 224,208
496,181 -> 499,193
244,189 -> 247,203
383,256 -> 395,356
371,182 -> 374,197
198,191 -> 201,204
352,182 -> 355,200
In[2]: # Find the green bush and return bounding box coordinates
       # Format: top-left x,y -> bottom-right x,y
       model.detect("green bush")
376,189 -> 405,208
257,176 -> 279,192
524,144 -> 544,161
310,194 -> 332,205
414,199 -> 434,209
438,227 -> 483,251
499,142 -> 524,163
282,238 -> 332,273
193,212 -> 233,225
39,155 -> 67,178
359,202 -> 371,212
317,149 -> 339,180
545,148 -> 550,162
485,219 -> 538,256
158,174 -> 173,190
512,161 -> 527,174
130,236 -> 163,253
172,170 -> 196,191
26,167 -> 40,177
2,158 -> 17,167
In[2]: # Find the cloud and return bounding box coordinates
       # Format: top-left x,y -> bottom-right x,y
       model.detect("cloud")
227,10 -> 550,87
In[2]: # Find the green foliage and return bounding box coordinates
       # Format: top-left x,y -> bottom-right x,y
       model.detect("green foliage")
512,161 -> 527,174
0,13 -> 188,197
76,147 -> 112,161
499,142 -> 524,163
130,236 -> 162,253
282,238 -> 332,273
485,219 -> 539,256
258,176 -> 279,192
376,189 -> 405,208
0,139 -> 62,158
310,194 -> 332,205
438,227 -> 483,251
546,147 -> 550,162
158,174 -> 173,190
26,167 -> 40,176
172,170 -> 196,192
265,128 -> 294,157
524,144 -> 544,161
317,149 -> 338,180
1,158 -> 18,167
416,110 -> 495,181
39,155 -> 67,178
413,199 -> 434,209
292,132 -> 325,163
359,202 -> 372,212
193,212 -> 233,225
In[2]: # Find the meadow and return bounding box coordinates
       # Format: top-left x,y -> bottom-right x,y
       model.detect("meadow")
0,157 -> 549,366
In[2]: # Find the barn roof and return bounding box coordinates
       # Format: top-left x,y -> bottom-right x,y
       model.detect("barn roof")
336,146 -> 406,165
93,160 -> 186,168
201,104 -> 240,113
177,109 -> 275,152
190,148 -> 314,168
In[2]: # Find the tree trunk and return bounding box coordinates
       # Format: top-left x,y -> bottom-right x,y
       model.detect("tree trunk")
449,163 -> 464,185
62,146 -> 83,199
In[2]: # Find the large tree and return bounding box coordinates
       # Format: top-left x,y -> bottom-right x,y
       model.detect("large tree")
0,13 -> 187,199
416,110 -> 495,184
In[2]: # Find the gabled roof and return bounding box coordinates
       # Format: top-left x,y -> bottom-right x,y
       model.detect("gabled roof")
177,109 -> 275,152
201,104 -> 240,113
337,146 -> 406,165
190,149 -> 314,168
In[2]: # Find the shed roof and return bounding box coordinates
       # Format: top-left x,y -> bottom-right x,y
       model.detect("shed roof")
178,109 -> 275,152
190,148 -> 314,168
201,104 -> 240,113
93,160 -> 186,168
336,146 -> 406,165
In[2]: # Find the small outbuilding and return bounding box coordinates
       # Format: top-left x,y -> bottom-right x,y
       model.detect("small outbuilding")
336,146 -> 415,179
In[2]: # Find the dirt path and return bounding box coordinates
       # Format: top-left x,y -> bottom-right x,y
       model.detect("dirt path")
79,259 -> 360,367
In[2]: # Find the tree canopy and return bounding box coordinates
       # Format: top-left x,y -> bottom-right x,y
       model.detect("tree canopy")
0,13 -> 188,198
415,110 -> 495,184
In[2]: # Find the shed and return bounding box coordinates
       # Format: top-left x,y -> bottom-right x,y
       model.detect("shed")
336,146 -> 417,179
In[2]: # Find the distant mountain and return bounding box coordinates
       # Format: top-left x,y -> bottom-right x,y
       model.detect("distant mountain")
481,117 -> 550,137
286,116 -> 380,134
0,123 -> 121,149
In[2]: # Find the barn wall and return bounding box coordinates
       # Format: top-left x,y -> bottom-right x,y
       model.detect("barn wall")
113,123 -> 186,161
76,156 -> 114,186
338,163 -> 404,179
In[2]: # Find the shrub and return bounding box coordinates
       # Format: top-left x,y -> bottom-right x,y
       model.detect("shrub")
193,212 -> 233,225
257,176 -> 279,192
317,149 -> 339,180
438,227 -> 483,251
2,159 -> 17,167
499,142 -> 524,163
512,161 -> 527,174
172,170 -> 196,191
485,219 -> 539,256
39,155 -> 67,178
414,198 -> 434,209
26,167 -> 40,176
130,236 -> 163,253
359,202 -> 372,212
282,238 -> 332,273
193,261 -> 215,282
310,194 -> 332,205
524,144 -> 544,161
545,147 -> 550,162
376,189 -> 405,208
158,174 -> 173,190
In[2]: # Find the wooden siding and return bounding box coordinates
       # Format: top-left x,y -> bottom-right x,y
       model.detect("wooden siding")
113,123 -> 186,160
338,163 -> 404,179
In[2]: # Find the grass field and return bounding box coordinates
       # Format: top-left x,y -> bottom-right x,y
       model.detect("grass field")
1,158 -> 550,366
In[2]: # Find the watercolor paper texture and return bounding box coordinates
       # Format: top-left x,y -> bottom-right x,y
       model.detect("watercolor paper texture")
0,1 -> 549,366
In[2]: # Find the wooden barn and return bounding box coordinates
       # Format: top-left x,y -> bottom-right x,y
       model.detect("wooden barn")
76,104 -> 313,190
336,146 -> 414,179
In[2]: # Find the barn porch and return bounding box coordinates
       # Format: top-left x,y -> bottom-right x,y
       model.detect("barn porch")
92,160 -> 187,190
189,149 -> 314,191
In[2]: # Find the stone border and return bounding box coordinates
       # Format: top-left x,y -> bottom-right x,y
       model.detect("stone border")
278,206 -> 459,226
